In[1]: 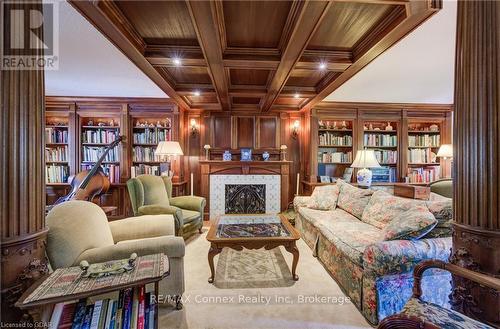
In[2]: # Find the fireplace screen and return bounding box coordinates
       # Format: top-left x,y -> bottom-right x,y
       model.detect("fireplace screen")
225,184 -> 266,214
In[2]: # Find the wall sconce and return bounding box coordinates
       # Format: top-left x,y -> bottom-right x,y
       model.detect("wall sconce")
292,120 -> 300,139
190,118 -> 198,135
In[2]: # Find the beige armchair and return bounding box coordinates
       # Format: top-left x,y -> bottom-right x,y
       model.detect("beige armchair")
46,200 -> 185,309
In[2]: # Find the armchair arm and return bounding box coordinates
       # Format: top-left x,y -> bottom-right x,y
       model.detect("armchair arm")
109,215 -> 175,243
363,238 -> 452,276
138,205 -> 183,235
75,235 -> 185,265
293,196 -> 311,211
412,260 -> 500,299
170,196 -> 206,213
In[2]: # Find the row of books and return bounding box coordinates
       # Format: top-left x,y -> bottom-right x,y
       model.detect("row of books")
46,165 -> 69,183
133,147 -> 157,162
48,286 -> 155,329
373,150 -> 397,164
364,134 -> 397,147
46,127 -> 69,144
317,151 -> 352,163
81,164 -> 120,184
46,146 -> 68,162
318,133 -> 352,146
133,130 -> 169,144
407,166 -> 440,183
371,167 -> 397,183
82,146 -> 119,163
408,134 -> 440,147
408,148 -> 437,164
131,165 -> 161,177
82,130 -> 119,144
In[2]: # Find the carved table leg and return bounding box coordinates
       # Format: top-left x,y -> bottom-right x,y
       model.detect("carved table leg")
285,242 -> 299,281
208,244 -> 221,283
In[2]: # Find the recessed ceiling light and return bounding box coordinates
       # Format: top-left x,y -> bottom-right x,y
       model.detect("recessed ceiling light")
173,58 -> 182,66
294,93 -> 300,99
194,90 -> 201,96
319,62 -> 327,70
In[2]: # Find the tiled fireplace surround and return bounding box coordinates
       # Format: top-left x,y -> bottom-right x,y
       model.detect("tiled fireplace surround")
209,175 -> 281,219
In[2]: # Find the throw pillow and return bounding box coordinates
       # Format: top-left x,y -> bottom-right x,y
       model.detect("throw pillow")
361,190 -> 418,229
336,180 -> 374,219
381,206 -> 438,241
307,184 -> 340,210
424,199 -> 453,238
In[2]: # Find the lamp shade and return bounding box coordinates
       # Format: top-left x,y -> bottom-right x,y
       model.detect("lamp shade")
155,141 -> 184,156
351,150 -> 381,169
436,144 -> 453,158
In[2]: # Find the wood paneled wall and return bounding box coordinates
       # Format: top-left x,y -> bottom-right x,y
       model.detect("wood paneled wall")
184,112 -> 303,206
452,1 -> 500,325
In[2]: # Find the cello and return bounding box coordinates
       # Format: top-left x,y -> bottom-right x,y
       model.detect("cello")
54,135 -> 124,205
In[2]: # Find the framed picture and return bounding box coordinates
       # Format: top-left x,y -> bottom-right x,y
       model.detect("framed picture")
240,148 -> 252,161
320,176 -> 330,183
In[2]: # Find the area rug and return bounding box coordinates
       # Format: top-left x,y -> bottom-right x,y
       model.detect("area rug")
214,248 -> 295,289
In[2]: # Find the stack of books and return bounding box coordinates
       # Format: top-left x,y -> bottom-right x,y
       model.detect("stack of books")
133,129 -> 157,144
317,151 -> 352,163
131,165 -> 161,177
82,130 -> 118,144
82,146 -> 119,162
408,134 -> 440,147
46,165 -> 69,183
407,166 -> 440,183
373,150 -> 397,164
133,147 -> 157,162
81,164 -> 120,184
46,128 -> 68,143
48,286 -> 156,329
318,133 -> 352,146
408,148 -> 436,163
45,146 -> 68,162
364,134 -> 397,147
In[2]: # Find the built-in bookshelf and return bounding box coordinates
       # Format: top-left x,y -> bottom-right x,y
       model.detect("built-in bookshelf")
45,117 -> 70,183
131,118 -> 172,177
317,119 -> 354,181
363,121 -> 398,183
407,122 -> 442,183
80,117 -> 121,184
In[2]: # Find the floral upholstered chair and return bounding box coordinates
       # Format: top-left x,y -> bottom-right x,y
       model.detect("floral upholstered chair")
377,260 -> 499,329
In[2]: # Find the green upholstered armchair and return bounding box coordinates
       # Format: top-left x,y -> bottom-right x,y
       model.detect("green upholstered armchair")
429,178 -> 453,198
127,174 -> 206,238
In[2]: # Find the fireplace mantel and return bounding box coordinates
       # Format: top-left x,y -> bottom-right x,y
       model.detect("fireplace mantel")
200,160 -> 292,219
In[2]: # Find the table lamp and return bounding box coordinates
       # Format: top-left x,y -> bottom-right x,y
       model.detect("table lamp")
155,141 -> 183,178
351,150 -> 381,188
436,144 -> 453,160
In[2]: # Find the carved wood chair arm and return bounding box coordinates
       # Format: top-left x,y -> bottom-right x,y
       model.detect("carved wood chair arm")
412,260 -> 500,299
377,314 -> 441,329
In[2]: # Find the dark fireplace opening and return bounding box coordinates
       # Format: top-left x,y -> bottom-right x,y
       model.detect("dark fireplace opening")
225,184 -> 266,214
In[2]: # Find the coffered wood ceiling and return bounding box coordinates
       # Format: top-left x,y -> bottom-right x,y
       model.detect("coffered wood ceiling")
70,0 -> 442,112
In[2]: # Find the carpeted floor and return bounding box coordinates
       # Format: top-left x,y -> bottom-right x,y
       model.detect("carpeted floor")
159,228 -> 371,329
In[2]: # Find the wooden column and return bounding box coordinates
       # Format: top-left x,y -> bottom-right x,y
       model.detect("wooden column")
0,0 -> 49,322
452,1 -> 500,326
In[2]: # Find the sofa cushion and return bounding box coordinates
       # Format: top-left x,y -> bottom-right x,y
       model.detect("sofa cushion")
423,199 -> 453,238
308,184 -> 340,210
181,209 -> 201,224
361,190 -> 418,229
298,207 -> 338,227
381,206 -> 438,240
336,180 -> 374,219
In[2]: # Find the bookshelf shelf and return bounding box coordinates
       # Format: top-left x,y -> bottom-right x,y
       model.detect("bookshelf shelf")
318,128 -> 352,132
407,122 -> 443,183
45,116 -> 70,184
318,144 -> 353,148
362,121 -> 398,183
408,130 -> 440,134
81,125 -> 119,129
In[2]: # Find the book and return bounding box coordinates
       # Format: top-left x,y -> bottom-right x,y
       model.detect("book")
104,300 -> 114,329
130,288 -> 139,329
71,299 -> 88,329
98,299 -> 109,329
81,305 -> 94,329
148,296 -> 155,329
90,300 -> 103,329
115,290 -> 124,329
137,286 -> 145,329
49,302 -> 66,329
58,302 -> 77,329
106,300 -> 118,329
122,288 -> 133,329
144,293 -> 150,329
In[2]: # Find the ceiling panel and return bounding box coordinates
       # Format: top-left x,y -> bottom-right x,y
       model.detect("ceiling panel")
160,67 -> 213,85
232,97 -> 261,105
116,1 -> 198,46
274,97 -> 305,106
285,69 -> 329,88
229,69 -> 271,86
307,2 -> 397,50
187,94 -> 219,104
222,1 -> 293,49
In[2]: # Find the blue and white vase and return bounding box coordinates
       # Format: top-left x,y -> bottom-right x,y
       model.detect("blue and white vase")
223,150 -> 232,161
262,151 -> 270,161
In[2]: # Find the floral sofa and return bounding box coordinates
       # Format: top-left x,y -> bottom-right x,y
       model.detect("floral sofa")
294,180 -> 453,325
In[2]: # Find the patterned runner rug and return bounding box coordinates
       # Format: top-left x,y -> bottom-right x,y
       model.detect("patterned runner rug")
214,248 -> 295,289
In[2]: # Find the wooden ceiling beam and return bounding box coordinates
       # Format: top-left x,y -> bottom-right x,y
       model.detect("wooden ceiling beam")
301,0 -> 441,111
260,1 -> 332,112
186,0 -> 231,111
69,1 -> 189,109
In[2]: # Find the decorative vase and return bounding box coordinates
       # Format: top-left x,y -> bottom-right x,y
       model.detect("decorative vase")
385,122 -> 393,131
223,151 -> 232,161
356,168 -> 373,188
262,151 -> 270,161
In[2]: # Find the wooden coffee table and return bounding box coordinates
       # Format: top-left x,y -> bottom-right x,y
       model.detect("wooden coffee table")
206,214 -> 300,283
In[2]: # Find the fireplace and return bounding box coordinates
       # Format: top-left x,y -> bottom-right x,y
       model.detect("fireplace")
209,174 -> 281,219
225,184 -> 266,214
